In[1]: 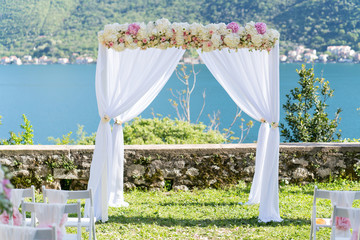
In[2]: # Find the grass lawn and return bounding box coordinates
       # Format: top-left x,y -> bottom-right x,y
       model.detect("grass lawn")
70,180 -> 360,239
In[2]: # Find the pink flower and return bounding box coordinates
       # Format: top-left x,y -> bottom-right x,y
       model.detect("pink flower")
128,23 -> 140,35
207,41 -> 212,47
133,39 -> 138,43
161,37 -> 166,42
2,179 -> 11,199
118,38 -> 124,43
209,30 -> 214,35
335,216 -> 351,231
226,22 -> 240,33
142,39 -> 147,43
255,22 -> 267,35
108,42 -> 114,47
0,211 -> 9,224
0,208 -> 23,226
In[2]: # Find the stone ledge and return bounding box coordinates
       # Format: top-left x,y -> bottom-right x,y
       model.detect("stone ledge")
1,143 -> 359,190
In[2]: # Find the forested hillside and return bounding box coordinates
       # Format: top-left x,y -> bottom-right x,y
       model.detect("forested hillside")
0,0 -> 359,57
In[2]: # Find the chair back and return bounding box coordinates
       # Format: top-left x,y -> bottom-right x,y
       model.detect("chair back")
310,186 -> 360,240
21,201 -> 81,240
330,206 -> 360,240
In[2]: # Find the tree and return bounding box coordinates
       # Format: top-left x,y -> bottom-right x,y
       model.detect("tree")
280,65 -> 342,142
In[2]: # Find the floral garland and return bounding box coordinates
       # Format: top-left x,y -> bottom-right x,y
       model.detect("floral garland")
98,18 -> 279,52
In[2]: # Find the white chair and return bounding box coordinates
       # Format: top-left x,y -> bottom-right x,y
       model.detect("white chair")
10,186 -> 36,226
310,186 -> 360,240
0,224 -> 57,240
330,206 -> 360,240
21,201 -> 81,240
42,186 -> 96,240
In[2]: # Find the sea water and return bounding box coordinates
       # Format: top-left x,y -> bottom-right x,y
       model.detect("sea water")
0,63 -> 359,144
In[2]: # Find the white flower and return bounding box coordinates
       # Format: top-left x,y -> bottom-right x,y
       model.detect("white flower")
151,28 -> 159,36
165,27 -> 173,38
124,35 -> 133,44
155,18 -> 171,32
199,29 -> 210,41
252,34 -> 263,47
98,31 -> 105,43
224,33 -> 240,48
128,43 -> 138,49
175,34 -> 184,45
113,43 -> 125,51
172,23 -> 184,34
206,23 -> 219,33
189,23 -> 202,35
238,27 -> 245,35
218,23 -> 228,35
113,23 -> 128,32
245,22 -> 257,36
211,34 -> 222,48
267,29 -> 280,39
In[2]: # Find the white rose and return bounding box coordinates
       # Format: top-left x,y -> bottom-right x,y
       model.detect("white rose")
206,23 -> 219,33
124,35 -> 133,44
211,34 -> 222,48
199,29 -> 210,41
152,28 -> 159,36
175,34 -> 184,45
189,23 -> 202,35
113,43 -> 125,52
252,34 -> 263,47
165,27 -> 173,38
224,34 -> 240,48
238,27 -> 245,35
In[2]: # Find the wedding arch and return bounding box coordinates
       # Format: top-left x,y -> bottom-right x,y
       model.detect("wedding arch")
85,18 -> 281,223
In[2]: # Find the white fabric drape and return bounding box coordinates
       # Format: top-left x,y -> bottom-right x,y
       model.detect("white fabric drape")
198,43 -> 281,222
87,44 -> 185,221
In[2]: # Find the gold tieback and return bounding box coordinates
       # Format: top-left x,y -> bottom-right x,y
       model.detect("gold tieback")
102,115 -> 110,123
114,119 -> 123,125
271,122 -> 279,128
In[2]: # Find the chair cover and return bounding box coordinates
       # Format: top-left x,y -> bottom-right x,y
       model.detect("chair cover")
0,224 -> 36,240
330,191 -> 356,238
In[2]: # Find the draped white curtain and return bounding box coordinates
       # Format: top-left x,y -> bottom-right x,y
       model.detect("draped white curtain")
198,43 -> 281,222
86,44 -> 185,221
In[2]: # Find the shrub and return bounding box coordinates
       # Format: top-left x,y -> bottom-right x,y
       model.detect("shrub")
280,65 -> 342,142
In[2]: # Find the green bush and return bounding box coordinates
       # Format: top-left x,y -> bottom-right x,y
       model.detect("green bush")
49,117 -> 226,145
1,114 -> 34,145
123,117 -> 226,145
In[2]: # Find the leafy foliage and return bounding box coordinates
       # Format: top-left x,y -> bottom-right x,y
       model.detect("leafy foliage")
48,117 -> 226,145
0,0 -> 359,57
48,124 -> 96,145
280,65 -> 342,142
123,117 -> 226,144
1,114 -> 34,145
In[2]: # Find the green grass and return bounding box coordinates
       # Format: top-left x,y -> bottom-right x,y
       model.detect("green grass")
67,180 -> 360,239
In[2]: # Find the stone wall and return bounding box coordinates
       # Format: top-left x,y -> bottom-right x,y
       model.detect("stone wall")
0,143 -> 359,190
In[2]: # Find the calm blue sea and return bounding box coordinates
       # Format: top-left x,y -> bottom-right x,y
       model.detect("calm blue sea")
0,63 -> 359,144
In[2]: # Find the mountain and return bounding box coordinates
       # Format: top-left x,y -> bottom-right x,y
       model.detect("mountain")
0,0 -> 359,57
